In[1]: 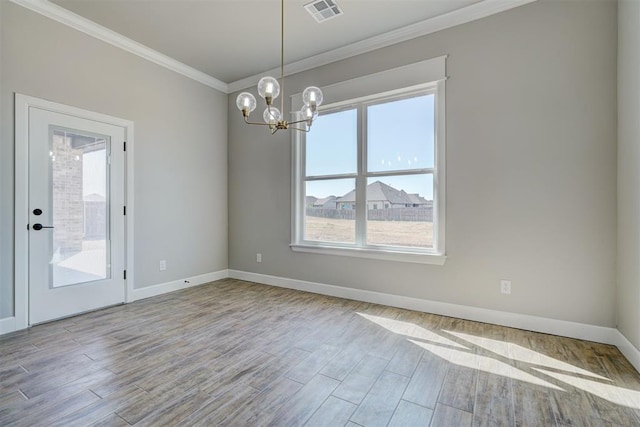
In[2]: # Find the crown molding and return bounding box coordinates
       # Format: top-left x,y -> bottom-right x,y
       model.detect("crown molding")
8,0 -> 228,93
227,0 -> 538,93
10,0 -> 536,95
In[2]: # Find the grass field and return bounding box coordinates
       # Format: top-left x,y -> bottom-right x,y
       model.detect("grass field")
305,216 -> 433,248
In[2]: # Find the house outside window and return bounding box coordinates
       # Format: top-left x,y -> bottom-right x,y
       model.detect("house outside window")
291,57 -> 446,265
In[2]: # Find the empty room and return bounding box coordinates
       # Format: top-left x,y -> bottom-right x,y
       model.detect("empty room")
1,0 -> 640,425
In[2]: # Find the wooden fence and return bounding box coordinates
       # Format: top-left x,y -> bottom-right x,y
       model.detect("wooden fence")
306,207 -> 433,222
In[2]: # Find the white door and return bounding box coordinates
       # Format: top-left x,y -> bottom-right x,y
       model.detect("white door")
28,107 -> 126,324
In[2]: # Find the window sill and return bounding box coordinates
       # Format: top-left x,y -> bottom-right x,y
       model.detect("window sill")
290,244 -> 446,265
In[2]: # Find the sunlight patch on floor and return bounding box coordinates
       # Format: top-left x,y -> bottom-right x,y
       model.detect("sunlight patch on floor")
354,312 -> 640,408
532,368 -> 640,409
444,330 -> 611,381
411,339 -> 564,391
356,313 -> 468,349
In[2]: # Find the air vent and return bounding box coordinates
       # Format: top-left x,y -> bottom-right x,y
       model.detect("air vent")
304,0 -> 343,23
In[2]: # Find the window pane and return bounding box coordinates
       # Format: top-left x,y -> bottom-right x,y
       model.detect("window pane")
366,175 -> 433,248
306,109 -> 357,176
367,94 -> 434,173
305,179 -> 355,244
50,129 -> 110,288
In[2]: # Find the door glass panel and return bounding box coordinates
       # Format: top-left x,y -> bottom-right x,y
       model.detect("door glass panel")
50,127 -> 110,287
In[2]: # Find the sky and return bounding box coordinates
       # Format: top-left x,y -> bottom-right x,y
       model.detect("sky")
305,93 -> 435,200
83,148 -> 107,198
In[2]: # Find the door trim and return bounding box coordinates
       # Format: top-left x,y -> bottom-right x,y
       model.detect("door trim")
14,93 -> 135,329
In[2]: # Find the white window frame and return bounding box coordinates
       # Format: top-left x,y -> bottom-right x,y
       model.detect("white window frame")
290,59 -> 447,265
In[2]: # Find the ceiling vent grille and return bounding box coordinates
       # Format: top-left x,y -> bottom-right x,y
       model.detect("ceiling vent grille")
304,0 -> 343,23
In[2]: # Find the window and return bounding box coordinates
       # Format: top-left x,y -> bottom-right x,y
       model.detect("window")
291,58 -> 446,265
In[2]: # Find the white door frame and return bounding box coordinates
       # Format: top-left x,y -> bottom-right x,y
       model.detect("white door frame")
14,93 -> 135,329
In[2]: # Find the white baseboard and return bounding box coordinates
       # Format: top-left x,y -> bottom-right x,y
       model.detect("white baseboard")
0,317 -> 16,335
131,269 -> 229,301
228,270 -> 620,347
0,270 -> 229,336
614,330 -> 640,374
4,266 -> 639,375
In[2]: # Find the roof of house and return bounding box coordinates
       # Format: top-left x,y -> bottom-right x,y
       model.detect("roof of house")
314,196 -> 337,206
336,181 -> 428,205
407,193 -> 429,205
305,196 -> 318,206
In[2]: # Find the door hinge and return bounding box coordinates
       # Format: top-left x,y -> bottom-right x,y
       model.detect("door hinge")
123,206 -> 126,215
124,270 -> 127,280
124,141 -> 127,151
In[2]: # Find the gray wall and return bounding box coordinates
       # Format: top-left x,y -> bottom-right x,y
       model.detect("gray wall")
617,0 -> 640,350
0,1 -> 228,318
229,0 -> 618,327
0,1 -> 7,318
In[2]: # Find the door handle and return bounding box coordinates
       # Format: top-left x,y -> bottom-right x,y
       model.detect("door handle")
32,223 -> 54,231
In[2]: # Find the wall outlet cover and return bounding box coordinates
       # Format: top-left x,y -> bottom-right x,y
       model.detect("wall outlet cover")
500,280 -> 511,294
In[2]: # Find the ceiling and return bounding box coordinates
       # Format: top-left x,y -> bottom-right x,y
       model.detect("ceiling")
51,0 -> 486,85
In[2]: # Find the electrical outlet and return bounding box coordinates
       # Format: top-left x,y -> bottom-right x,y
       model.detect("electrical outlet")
159,260 -> 167,271
256,253 -> 262,263
500,280 -> 511,295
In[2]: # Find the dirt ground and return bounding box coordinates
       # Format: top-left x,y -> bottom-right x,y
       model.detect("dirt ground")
304,216 -> 433,248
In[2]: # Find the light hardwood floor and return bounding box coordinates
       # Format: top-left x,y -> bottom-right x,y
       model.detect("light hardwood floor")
1,278 -> 639,426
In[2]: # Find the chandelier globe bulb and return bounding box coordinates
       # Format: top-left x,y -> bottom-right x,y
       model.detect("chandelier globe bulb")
263,107 -> 282,124
258,77 -> 281,104
302,86 -> 323,108
300,105 -> 317,122
236,92 -> 257,115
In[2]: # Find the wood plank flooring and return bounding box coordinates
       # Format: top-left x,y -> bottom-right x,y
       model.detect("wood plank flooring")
1,278 -> 640,426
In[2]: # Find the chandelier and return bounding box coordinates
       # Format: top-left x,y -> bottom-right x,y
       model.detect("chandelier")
235,0 -> 324,134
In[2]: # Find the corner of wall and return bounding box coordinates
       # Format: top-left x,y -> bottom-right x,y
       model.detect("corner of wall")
616,0 -> 640,356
